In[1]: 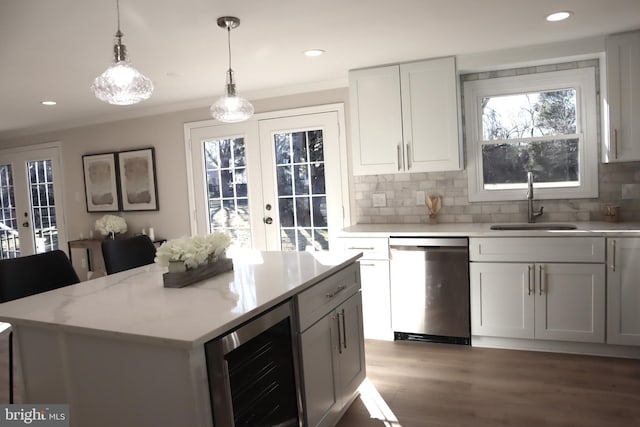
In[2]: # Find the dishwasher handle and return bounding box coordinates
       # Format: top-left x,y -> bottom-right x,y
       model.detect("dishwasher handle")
389,237 -> 468,248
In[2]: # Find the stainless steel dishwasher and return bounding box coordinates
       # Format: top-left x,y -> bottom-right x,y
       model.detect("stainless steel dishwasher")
389,237 -> 470,345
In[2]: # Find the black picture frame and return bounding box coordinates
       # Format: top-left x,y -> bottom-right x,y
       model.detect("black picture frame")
117,147 -> 159,211
82,152 -> 121,212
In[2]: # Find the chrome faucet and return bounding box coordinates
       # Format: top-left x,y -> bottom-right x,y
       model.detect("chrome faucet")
527,172 -> 544,223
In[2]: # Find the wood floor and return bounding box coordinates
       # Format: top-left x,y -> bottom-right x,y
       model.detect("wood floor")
1,334 -> 638,426
338,339 -> 640,427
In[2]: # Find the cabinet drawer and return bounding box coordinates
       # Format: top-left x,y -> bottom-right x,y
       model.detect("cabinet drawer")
337,237 -> 389,260
296,263 -> 360,332
470,237 -> 605,263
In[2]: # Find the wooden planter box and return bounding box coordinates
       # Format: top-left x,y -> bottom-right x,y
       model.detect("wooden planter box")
162,258 -> 233,288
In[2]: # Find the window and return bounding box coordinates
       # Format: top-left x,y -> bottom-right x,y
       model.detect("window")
464,67 -> 598,202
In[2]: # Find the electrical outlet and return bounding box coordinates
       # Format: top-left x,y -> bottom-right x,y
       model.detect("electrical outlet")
372,193 -> 387,207
416,191 -> 426,206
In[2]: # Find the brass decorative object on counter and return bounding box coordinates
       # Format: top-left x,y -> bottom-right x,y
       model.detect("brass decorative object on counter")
604,206 -> 620,222
426,195 -> 442,224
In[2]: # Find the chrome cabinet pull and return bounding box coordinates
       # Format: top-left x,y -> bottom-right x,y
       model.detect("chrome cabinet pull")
614,129 -> 618,159
527,265 -> 532,296
347,246 -> 375,251
611,240 -> 616,272
341,308 -> 347,350
359,263 -> 376,267
336,312 -> 342,354
538,264 -> 544,296
326,285 -> 347,299
406,142 -> 411,170
397,143 -> 402,171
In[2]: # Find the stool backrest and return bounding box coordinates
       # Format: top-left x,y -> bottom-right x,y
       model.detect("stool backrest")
0,250 -> 80,303
101,235 -> 157,275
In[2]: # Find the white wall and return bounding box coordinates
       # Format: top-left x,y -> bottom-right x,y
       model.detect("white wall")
0,88 -> 349,252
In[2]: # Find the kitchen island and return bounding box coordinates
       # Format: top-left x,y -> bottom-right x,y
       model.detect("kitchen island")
0,250 -> 363,427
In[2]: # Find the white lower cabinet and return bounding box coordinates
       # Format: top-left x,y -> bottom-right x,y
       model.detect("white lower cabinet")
470,237 -> 606,344
337,237 -> 392,340
357,260 -> 391,340
297,265 -> 366,427
607,238 -> 640,346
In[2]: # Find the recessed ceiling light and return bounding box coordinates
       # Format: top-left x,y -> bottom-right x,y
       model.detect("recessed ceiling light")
41,101 -> 57,106
303,49 -> 325,57
546,11 -> 572,22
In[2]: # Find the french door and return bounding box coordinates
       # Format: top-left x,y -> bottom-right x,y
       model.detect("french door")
187,106 -> 349,251
0,144 -> 67,258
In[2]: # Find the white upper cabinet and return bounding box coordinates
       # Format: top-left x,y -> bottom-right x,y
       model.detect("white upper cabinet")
349,57 -> 462,175
604,30 -> 640,162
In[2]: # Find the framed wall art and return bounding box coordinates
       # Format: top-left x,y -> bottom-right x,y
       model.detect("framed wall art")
117,147 -> 159,211
82,152 -> 121,212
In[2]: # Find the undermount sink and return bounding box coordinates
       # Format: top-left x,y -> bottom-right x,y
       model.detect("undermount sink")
490,223 -> 577,231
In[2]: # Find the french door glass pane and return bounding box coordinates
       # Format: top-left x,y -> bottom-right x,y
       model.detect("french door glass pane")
204,137 -> 252,248
29,160 -> 58,253
0,164 -> 19,258
274,130 -> 329,251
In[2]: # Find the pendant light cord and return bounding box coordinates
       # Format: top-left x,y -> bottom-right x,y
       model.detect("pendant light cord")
116,0 -> 121,33
227,24 -> 232,71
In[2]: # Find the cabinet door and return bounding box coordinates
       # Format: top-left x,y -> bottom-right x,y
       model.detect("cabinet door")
605,31 -> 640,162
336,292 -> 366,407
470,263 -> 534,339
400,57 -> 461,172
607,238 -> 640,345
349,66 -> 403,175
300,314 -> 340,427
359,260 -> 392,340
534,263 -> 605,343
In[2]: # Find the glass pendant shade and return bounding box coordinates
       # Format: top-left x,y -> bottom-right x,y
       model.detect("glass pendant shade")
91,2 -> 153,106
210,69 -> 254,122
92,59 -> 154,105
210,16 -> 253,123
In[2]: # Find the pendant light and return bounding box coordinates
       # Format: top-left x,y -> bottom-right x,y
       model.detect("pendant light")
91,0 -> 153,105
210,16 -> 254,123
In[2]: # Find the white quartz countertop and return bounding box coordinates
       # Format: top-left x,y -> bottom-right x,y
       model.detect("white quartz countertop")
340,221 -> 640,237
0,251 -> 361,349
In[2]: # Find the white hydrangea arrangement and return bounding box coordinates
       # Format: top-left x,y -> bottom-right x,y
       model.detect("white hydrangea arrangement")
154,231 -> 232,270
95,214 -> 127,236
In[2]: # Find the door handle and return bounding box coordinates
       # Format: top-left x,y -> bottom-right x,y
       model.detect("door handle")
538,264 -> 544,296
341,308 -> 347,350
611,240 -> 616,272
397,143 -> 402,171
263,217 -> 273,225
335,313 -> 342,355
527,265 -> 532,296
406,142 -> 411,170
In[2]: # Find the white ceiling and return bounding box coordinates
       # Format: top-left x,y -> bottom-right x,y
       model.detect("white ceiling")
1,0 -> 639,140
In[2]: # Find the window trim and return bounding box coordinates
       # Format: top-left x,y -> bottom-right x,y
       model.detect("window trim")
464,67 -> 599,202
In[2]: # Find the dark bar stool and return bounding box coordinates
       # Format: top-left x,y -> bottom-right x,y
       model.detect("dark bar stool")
101,235 -> 157,275
0,250 -> 80,403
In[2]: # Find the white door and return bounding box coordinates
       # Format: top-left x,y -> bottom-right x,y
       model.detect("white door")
534,263 -> 605,343
0,145 -> 67,258
470,262 -> 535,339
187,106 -> 348,251
258,112 -> 345,251
349,65 -> 403,175
188,122 -> 264,248
607,238 -> 640,345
